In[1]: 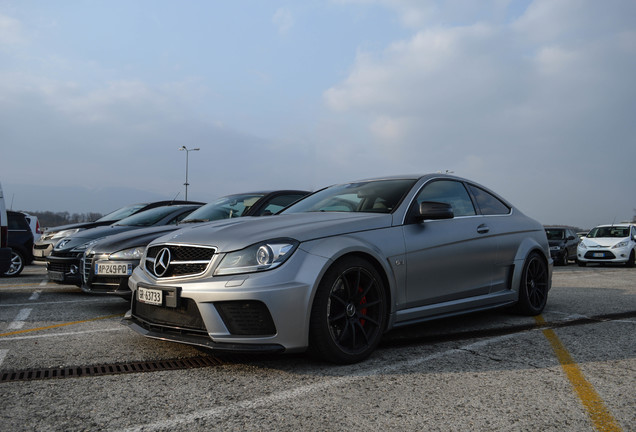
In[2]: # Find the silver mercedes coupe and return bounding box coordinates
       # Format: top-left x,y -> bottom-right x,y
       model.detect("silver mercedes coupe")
124,174 -> 552,364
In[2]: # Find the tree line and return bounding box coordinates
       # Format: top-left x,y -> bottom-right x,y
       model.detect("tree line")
26,211 -> 104,229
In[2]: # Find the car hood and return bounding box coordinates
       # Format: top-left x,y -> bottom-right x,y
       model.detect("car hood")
43,220 -> 115,234
580,237 -> 628,248
151,212 -> 394,253
90,225 -> 185,253
54,225 -> 144,251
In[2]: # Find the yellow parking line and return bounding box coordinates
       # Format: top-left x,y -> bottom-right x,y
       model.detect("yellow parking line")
0,313 -> 125,337
535,316 -> 622,432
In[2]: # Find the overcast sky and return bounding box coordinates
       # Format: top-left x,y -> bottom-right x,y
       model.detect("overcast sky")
1,0 -> 634,229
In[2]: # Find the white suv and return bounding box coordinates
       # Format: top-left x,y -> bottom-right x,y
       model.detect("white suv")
577,223 -> 636,267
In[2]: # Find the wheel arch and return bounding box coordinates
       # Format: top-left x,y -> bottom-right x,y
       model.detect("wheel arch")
302,236 -> 397,332
510,237 -> 553,297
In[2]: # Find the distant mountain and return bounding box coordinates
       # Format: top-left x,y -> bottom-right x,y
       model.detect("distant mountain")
3,183 -> 184,214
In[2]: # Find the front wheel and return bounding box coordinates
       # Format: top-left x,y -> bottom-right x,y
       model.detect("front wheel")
308,257 -> 387,364
515,252 -> 549,316
4,249 -> 25,277
627,250 -> 635,268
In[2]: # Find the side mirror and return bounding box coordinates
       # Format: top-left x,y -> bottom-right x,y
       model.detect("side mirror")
567,235 -> 576,240
416,201 -> 454,222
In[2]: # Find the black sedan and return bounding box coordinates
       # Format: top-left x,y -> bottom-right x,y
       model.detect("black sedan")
46,204 -> 202,286
81,190 -> 309,297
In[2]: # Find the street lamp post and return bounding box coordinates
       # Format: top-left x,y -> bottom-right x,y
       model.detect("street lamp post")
178,146 -> 200,200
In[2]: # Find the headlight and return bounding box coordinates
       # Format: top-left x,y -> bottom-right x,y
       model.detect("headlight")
50,228 -> 81,240
578,243 -> 587,250
612,241 -> 628,249
71,238 -> 104,252
214,239 -> 299,276
110,247 -> 145,260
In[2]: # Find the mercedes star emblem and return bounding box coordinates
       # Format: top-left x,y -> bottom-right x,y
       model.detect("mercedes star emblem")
153,247 -> 171,277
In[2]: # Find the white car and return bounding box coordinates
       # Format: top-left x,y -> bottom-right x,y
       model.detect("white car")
577,224 -> 636,267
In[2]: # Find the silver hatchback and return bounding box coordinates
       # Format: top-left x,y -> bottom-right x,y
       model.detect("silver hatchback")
125,174 -> 552,363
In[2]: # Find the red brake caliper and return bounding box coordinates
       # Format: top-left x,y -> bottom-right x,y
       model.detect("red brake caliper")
358,286 -> 367,326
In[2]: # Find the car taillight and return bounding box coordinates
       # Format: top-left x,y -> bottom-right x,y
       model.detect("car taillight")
1,226 -> 7,248
36,220 -> 42,234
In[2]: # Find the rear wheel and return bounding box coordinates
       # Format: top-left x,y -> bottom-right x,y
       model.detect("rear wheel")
308,256 -> 386,364
515,252 -> 549,315
4,249 -> 25,277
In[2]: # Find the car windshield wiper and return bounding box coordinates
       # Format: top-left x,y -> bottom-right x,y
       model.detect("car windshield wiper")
180,219 -> 209,224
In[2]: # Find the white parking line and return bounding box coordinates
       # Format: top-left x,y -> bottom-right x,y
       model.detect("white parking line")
122,333 -> 518,432
8,308 -> 32,330
0,299 -> 124,307
29,290 -> 41,301
39,279 -> 47,286
0,349 -> 7,368
1,327 -> 126,341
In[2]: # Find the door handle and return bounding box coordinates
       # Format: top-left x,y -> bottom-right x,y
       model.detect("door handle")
477,224 -> 490,234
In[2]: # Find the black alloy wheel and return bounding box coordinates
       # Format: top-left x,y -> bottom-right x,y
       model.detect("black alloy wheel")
309,257 -> 386,364
515,252 -> 549,315
4,249 -> 25,277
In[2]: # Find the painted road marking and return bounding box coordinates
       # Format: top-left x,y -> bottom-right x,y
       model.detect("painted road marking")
0,299 -> 123,307
0,313 -> 125,337
0,349 -> 7,368
536,315 -> 622,432
121,333 -> 519,432
29,290 -> 41,301
2,327 -> 126,341
7,308 -> 32,330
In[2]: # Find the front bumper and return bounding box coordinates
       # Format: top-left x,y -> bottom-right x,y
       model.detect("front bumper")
125,248 -> 329,353
47,254 -> 82,285
81,253 -> 136,297
33,241 -> 55,261
577,246 -> 632,264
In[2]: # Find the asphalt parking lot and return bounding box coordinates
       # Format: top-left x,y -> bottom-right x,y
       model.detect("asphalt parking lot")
1,263 -> 634,431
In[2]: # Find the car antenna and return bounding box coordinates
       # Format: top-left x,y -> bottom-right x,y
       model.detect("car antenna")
172,191 -> 180,203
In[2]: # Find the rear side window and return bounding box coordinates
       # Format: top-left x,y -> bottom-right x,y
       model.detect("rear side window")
467,185 -> 510,215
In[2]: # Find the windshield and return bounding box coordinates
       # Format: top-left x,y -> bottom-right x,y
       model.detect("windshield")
114,206 -> 188,227
182,194 -> 264,222
96,204 -> 147,222
282,179 -> 416,214
587,226 -> 630,239
545,229 -> 565,240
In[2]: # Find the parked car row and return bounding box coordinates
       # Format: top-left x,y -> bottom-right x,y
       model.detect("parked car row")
543,223 -> 636,268
121,174 -> 554,363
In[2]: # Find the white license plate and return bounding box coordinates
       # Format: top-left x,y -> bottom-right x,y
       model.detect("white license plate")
48,271 -> 65,281
592,252 -> 605,258
95,261 -> 132,276
138,287 -> 163,306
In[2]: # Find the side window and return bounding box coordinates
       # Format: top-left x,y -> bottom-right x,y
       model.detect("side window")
415,180 -> 476,217
256,194 -> 307,216
467,184 -> 510,216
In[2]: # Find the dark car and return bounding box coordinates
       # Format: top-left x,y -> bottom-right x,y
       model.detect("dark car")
3,211 -> 35,277
47,204 -> 202,286
81,190 -> 309,297
544,226 -> 580,266
0,182 -> 10,274
33,200 -> 202,261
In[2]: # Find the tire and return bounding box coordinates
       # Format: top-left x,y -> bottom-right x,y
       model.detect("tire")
308,256 -> 387,364
4,249 -> 25,277
515,252 -> 549,316
627,250 -> 635,268
578,261 -> 587,267
560,252 -> 568,266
